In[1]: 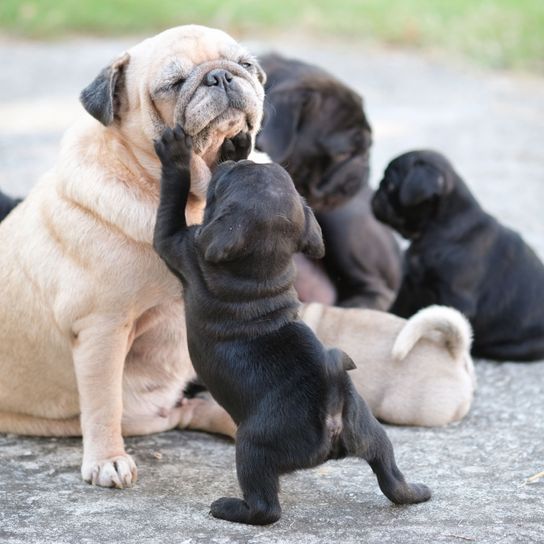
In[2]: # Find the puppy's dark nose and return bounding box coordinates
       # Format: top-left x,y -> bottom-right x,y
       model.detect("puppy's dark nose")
205,69 -> 234,88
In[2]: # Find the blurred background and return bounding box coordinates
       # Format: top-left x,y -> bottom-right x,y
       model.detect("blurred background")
0,0 -> 543,252
2,0 -> 543,71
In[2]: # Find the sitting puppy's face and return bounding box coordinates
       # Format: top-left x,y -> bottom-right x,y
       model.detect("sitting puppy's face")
256,54 -> 372,212
372,150 -> 457,239
197,161 -> 325,265
80,25 -> 265,192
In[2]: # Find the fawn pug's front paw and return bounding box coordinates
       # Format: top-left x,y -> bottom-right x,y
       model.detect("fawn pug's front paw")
154,124 -> 193,172
81,453 -> 138,489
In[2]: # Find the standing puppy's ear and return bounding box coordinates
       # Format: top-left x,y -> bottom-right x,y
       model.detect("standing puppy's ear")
80,52 -> 130,126
399,161 -> 445,207
298,204 -> 325,259
198,214 -> 250,264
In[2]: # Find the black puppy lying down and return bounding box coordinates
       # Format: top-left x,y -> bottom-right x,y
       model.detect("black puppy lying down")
153,126 -> 431,525
0,190 -> 21,222
372,150 -> 544,362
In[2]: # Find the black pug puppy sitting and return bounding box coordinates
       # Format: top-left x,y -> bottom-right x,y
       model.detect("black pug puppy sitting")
256,54 -> 401,310
153,125 -> 431,525
372,149 -> 544,362
0,190 -> 21,222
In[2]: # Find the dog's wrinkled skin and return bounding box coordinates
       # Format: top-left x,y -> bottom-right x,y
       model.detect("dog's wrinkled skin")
0,190 -> 21,222
0,25 -> 266,488
153,126 -> 430,525
373,150 -> 544,361
256,54 -> 401,309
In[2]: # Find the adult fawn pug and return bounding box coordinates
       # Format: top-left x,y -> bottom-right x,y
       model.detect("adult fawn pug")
0,25 -> 266,488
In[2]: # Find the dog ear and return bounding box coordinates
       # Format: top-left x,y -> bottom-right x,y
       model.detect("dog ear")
197,214 -> 250,264
298,203 -> 325,259
253,61 -> 267,85
256,90 -> 315,163
399,161 -> 445,207
80,52 -> 130,126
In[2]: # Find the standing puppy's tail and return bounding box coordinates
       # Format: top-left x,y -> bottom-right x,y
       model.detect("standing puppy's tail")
0,190 -> 22,222
392,305 -> 472,362
327,348 -> 357,374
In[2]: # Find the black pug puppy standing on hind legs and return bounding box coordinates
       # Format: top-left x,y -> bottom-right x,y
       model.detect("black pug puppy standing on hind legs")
153,125 -> 431,525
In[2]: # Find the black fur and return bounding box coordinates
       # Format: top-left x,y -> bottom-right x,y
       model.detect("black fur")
0,190 -> 22,222
153,125 -> 430,525
256,54 -> 372,211
256,53 -> 401,309
372,149 -> 544,361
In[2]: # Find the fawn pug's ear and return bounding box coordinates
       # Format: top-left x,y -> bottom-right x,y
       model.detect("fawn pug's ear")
399,161 -> 445,208
298,203 -> 325,259
80,52 -> 130,126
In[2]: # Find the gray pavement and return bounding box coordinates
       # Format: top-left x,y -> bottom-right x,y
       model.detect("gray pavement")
0,35 -> 543,543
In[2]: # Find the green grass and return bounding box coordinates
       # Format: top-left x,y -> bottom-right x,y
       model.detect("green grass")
1,0 -> 543,71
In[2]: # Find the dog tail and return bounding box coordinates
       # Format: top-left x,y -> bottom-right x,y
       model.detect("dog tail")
326,348 -> 357,375
392,305 -> 472,362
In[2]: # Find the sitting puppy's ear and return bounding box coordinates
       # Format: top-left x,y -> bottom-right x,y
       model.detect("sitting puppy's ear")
198,215 -> 250,264
257,90 -> 315,163
399,161 -> 445,207
80,52 -> 130,126
298,204 -> 325,259
254,61 -> 267,85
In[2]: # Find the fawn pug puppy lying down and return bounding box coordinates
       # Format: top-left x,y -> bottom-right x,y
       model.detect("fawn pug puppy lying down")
153,125 -> 431,525
372,150 -> 544,361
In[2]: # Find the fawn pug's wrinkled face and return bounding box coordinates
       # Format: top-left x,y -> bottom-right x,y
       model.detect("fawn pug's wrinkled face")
80,25 -> 266,197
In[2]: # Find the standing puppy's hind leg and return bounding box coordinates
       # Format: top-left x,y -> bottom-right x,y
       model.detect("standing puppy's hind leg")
210,433 -> 282,525
342,391 -> 431,504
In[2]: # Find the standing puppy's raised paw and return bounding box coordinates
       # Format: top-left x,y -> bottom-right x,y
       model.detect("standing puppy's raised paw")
220,132 -> 252,162
154,124 -> 193,172
81,453 -> 137,489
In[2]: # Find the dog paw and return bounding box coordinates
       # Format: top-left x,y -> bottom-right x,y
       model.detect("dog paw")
220,132 -> 252,162
389,482 -> 432,505
210,497 -> 281,525
154,124 -> 193,170
81,453 -> 138,489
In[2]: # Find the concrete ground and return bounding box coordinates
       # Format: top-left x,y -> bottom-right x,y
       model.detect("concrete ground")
0,35 -> 543,544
